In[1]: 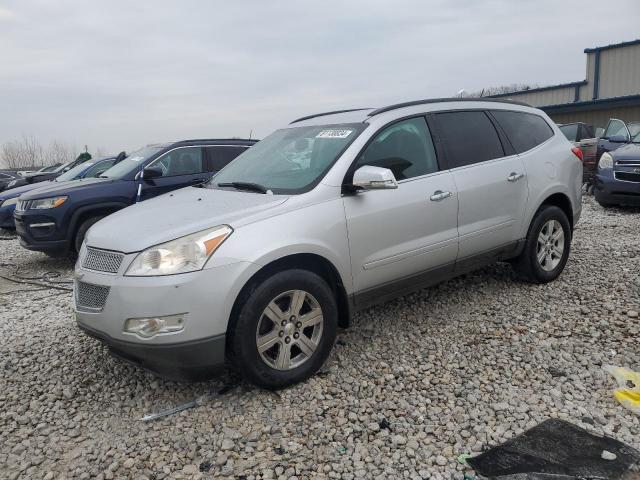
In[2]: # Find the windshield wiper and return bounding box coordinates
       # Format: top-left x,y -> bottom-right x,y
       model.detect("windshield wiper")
217,181 -> 268,194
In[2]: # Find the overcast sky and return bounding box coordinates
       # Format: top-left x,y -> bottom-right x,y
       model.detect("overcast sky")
1,0 -> 639,155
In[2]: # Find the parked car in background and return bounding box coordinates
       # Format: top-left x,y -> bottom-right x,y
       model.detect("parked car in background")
15,139 -> 256,256
558,122 -> 598,183
0,156 -> 123,229
7,158 -> 91,190
73,99 -> 582,388
596,118 -> 640,161
595,129 -> 640,207
0,171 -> 21,193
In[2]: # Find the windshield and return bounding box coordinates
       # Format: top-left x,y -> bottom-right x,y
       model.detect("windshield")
55,161 -> 96,182
210,123 -> 366,194
52,161 -> 74,174
99,146 -> 163,179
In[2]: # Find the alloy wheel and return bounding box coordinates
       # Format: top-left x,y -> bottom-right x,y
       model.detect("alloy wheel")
255,289 -> 324,370
536,219 -> 564,271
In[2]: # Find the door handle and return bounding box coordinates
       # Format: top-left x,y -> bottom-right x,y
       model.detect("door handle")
430,190 -> 452,202
507,172 -> 524,182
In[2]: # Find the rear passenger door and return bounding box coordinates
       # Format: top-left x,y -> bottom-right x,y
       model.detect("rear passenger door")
433,110 -> 528,263
205,145 -> 249,175
343,116 -> 459,303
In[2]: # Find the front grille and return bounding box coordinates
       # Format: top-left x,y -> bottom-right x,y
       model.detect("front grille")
75,281 -> 110,311
82,248 -> 124,273
614,172 -> 640,183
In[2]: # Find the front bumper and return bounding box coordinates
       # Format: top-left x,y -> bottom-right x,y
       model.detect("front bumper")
0,205 -> 16,229
594,170 -> 640,206
74,248 -> 261,379
14,210 -> 69,253
78,322 -> 227,380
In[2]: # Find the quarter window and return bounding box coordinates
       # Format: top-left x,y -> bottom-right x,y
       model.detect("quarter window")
491,110 -> 554,153
435,111 -> 504,168
354,117 -> 438,180
152,147 -> 204,177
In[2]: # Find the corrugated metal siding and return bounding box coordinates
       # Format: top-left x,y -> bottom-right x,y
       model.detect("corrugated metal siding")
581,53 -> 596,101
549,105 -> 640,129
495,86 -> 575,107
597,44 -> 640,99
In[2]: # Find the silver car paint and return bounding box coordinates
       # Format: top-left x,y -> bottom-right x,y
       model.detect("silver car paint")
77,100 -> 581,346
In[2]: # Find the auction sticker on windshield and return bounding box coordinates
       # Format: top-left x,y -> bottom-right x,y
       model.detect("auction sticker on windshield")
316,129 -> 353,139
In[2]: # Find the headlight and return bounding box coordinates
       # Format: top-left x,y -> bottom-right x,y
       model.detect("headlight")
598,152 -> 613,170
125,225 -> 233,276
29,196 -> 67,209
1,197 -> 18,208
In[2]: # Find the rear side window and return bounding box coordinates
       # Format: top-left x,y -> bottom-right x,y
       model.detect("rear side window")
206,146 -> 248,172
491,111 -> 554,153
559,124 -> 578,142
434,111 -> 504,168
84,159 -> 116,178
153,146 -> 204,177
355,117 -> 438,180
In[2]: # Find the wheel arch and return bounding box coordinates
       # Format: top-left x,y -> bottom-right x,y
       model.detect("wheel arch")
229,253 -> 352,334
538,192 -> 575,230
67,202 -> 129,245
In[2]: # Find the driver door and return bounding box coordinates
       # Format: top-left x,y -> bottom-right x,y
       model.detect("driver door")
343,117 -> 459,307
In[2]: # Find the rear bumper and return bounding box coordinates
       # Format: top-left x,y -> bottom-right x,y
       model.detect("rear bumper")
594,171 -> 640,206
78,322 -> 227,381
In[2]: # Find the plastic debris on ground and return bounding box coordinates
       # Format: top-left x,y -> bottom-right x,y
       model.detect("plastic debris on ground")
466,418 -> 640,480
141,396 -> 205,422
604,365 -> 640,415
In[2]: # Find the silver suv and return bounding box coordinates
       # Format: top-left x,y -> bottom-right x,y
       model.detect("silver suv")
75,99 -> 582,389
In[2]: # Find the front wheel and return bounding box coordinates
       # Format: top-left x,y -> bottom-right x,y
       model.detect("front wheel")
227,269 -> 338,389
74,216 -> 105,252
512,205 -> 571,283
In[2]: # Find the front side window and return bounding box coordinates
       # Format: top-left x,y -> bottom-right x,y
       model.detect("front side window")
435,111 -> 504,168
491,110 -> 553,153
354,117 -> 438,180
604,119 -> 629,140
211,123 -> 366,194
628,123 -> 640,139
559,124 -> 578,142
150,147 -> 204,177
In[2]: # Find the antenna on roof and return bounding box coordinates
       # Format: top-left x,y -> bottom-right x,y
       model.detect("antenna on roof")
249,129 -> 252,140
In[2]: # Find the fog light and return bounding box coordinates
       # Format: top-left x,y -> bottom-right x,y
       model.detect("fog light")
123,313 -> 186,338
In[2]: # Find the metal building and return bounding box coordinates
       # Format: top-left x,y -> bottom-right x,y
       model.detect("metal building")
489,39 -> 640,129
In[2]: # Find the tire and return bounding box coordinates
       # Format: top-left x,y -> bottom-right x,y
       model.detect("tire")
74,216 -> 105,252
227,269 -> 338,389
512,205 -> 571,284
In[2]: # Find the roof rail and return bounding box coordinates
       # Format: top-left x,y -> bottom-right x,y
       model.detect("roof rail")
367,97 -> 530,117
290,108 -> 372,124
173,138 -> 258,144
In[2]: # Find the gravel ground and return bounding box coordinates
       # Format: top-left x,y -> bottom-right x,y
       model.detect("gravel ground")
1,197 -> 639,480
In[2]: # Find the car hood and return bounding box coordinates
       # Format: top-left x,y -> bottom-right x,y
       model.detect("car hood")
86,186 -> 289,253
0,180 -> 54,201
611,143 -> 640,161
19,177 -> 111,200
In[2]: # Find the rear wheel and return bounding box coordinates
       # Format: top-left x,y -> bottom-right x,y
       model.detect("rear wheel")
74,216 -> 105,252
512,205 -> 571,283
227,269 -> 337,389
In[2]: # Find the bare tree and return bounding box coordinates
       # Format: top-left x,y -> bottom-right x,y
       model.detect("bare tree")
46,140 -> 76,166
0,136 -> 80,169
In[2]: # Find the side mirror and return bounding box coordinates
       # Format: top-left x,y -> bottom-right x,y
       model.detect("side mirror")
595,127 -> 605,138
352,165 -> 398,191
142,166 -> 163,180
608,135 -> 628,143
